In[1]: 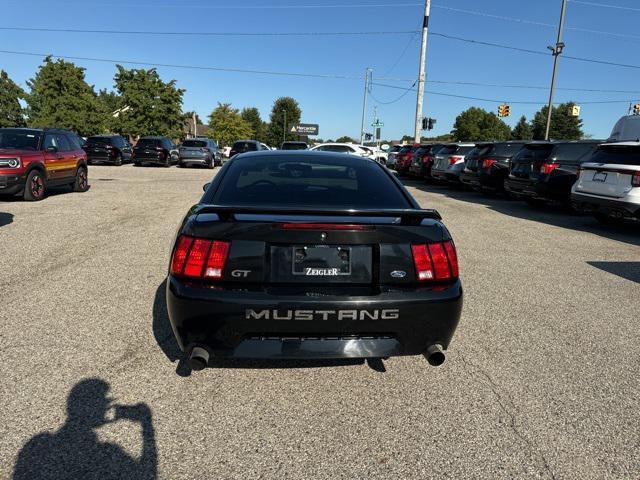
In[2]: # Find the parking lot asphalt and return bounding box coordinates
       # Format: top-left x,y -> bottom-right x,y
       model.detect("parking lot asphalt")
1,165 -> 638,479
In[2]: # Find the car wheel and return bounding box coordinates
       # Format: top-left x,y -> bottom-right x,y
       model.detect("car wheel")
164,155 -> 171,168
114,154 -> 122,166
23,170 -> 46,201
73,166 -> 89,192
207,156 -> 214,169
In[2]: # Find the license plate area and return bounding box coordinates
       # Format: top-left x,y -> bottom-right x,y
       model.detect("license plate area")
592,171 -> 608,182
292,246 -> 351,276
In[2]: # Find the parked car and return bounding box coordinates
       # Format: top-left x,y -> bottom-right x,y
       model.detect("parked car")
178,138 -> 221,168
167,150 -> 462,369
229,140 -> 268,159
430,143 -> 476,182
475,142 -> 527,194
132,136 -> 176,167
84,135 -> 132,166
571,142 -> 640,224
0,127 -> 89,201
386,145 -> 403,169
309,143 -> 370,157
395,144 -> 423,176
281,141 -> 308,150
409,144 -> 445,179
505,141 -> 601,205
358,145 -> 388,164
608,115 -> 640,142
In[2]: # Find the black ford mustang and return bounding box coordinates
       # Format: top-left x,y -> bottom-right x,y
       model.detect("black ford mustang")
166,151 -> 463,370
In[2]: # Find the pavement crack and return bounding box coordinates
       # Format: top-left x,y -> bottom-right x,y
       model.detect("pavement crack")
459,353 -> 557,480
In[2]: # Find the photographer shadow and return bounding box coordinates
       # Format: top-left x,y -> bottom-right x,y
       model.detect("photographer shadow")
13,378 -> 157,480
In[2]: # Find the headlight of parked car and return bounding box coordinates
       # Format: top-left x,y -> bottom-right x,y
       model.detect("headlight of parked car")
0,158 -> 21,168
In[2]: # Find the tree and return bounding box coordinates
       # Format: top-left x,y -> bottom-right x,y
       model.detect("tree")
208,103 -> 252,147
451,107 -> 511,141
511,115 -> 533,140
112,66 -> 185,139
26,57 -> 104,136
532,102 -> 583,140
266,97 -> 302,147
241,107 -> 266,141
336,135 -> 354,143
0,70 -> 26,127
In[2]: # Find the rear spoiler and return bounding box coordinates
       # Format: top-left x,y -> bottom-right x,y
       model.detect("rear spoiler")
194,204 -> 442,224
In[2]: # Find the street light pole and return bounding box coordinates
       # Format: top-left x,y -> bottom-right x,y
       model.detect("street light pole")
360,68 -> 372,145
544,0 -> 567,141
414,0 -> 431,143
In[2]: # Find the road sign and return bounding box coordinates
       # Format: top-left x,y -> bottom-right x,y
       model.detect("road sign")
289,123 -> 319,135
371,120 -> 384,127
570,105 -> 581,117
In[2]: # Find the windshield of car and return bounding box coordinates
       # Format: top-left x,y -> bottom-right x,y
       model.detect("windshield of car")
182,140 -> 207,148
233,141 -> 257,153
0,130 -> 41,150
136,138 -> 161,148
87,137 -> 112,146
550,142 -> 598,162
589,145 -> 640,165
211,155 -> 410,208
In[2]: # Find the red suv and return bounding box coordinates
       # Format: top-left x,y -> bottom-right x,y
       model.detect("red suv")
0,128 -> 89,201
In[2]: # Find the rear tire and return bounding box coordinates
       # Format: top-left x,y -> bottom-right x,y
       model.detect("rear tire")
164,155 -> 171,168
23,170 -> 46,201
73,166 -> 89,192
114,154 -> 122,166
207,156 -> 214,169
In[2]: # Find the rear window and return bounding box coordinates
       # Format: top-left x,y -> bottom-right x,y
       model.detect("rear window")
233,141 -> 257,153
512,144 -> 554,162
455,146 -> 475,155
87,137 -> 112,146
466,145 -> 491,158
136,138 -> 161,148
550,142 -> 597,162
437,145 -> 457,155
182,140 -> 207,148
390,145 -> 402,152
490,143 -> 525,157
281,142 -> 308,150
589,146 -> 640,166
211,155 -> 410,208
398,146 -> 413,154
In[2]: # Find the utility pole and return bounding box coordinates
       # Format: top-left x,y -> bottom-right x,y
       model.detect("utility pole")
544,0 -> 567,141
414,0 -> 431,143
192,111 -> 197,138
360,68 -> 372,145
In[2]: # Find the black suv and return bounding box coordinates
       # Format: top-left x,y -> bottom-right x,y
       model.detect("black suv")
229,140 -> 268,158
84,135 -> 132,166
505,140 -> 601,205
132,136 -> 176,167
280,141 -> 308,150
471,142 -> 526,194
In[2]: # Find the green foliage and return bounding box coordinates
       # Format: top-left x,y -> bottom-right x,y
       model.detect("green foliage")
267,97 -> 302,147
241,107 -> 267,142
112,65 -> 185,139
0,70 -> 26,128
26,57 -> 104,136
511,115 -> 533,140
208,103 -> 252,147
421,134 -> 454,143
532,103 -> 583,140
451,107 -> 511,142
335,135 -> 354,143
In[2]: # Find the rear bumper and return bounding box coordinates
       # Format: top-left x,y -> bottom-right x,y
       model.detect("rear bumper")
459,170 -> 480,188
571,191 -> 640,218
179,154 -> 209,163
430,168 -> 449,181
0,173 -> 25,195
504,177 -> 536,198
166,276 -> 463,359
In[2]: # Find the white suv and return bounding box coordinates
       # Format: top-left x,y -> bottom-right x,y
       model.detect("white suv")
310,143 -> 370,157
571,142 -> 640,224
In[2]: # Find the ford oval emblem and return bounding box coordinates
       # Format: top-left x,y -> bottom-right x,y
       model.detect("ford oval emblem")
390,270 -> 406,278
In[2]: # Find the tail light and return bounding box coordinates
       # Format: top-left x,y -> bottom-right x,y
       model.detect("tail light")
171,235 -> 230,280
411,241 -> 459,282
632,171 -> 640,187
482,158 -> 497,169
449,155 -> 463,165
541,163 -> 560,175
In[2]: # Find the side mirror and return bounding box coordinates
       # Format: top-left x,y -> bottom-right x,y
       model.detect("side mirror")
203,182 -> 211,192
46,145 -> 58,153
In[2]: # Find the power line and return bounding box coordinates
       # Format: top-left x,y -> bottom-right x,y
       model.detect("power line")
381,24 -> 421,76
370,82 -> 417,105
0,48 -> 415,82
372,82 -> 636,104
426,79 -> 640,94
567,0 -> 640,12
0,26 -> 420,37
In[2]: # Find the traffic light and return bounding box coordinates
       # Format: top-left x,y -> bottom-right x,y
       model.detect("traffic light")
634,104 -> 640,115
364,133 -> 373,140
421,117 -> 436,130
498,104 -> 510,117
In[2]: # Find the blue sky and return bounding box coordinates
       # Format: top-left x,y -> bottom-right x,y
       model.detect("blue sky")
1,0 -> 639,140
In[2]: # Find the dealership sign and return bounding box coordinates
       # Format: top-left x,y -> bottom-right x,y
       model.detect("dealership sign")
289,123 -> 319,135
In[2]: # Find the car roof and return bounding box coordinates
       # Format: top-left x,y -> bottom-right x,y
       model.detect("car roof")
599,141 -> 640,146
234,139 -> 259,143
0,127 -> 73,134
